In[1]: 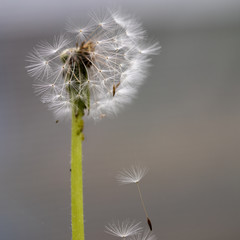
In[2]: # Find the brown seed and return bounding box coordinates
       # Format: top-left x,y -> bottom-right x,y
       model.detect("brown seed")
56,120 -> 59,123
147,217 -> 152,231
113,85 -> 116,96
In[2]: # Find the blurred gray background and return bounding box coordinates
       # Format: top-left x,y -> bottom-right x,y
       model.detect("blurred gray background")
0,0 -> 240,239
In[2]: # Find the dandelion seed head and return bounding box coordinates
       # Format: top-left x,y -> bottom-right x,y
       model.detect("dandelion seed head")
27,9 -> 160,120
116,165 -> 148,184
105,220 -> 142,238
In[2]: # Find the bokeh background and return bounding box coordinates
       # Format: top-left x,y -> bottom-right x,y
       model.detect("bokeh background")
1,0 -> 240,239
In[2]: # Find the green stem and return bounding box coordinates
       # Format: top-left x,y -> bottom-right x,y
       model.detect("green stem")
71,110 -> 85,240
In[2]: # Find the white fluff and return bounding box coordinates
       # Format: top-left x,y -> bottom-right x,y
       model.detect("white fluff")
105,219 -> 142,238
27,9 -> 160,120
129,230 -> 157,240
116,165 -> 148,184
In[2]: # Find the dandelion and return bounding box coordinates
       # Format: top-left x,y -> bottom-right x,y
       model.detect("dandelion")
105,220 -> 142,239
26,9 -> 159,240
116,166 -> 153,231
26,9 -> 160,120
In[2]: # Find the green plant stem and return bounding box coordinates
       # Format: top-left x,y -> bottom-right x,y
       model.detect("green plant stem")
71,110 -> 85,240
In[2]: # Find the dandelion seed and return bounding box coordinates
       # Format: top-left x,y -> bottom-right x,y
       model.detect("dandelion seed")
116,166 -> 153,231
105,220 -> 142,238
26,9 -> 160,120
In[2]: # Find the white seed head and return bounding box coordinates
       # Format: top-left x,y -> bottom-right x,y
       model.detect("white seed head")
105,220 -> 142,238
129,229 -> 157,240
116,165 -> 148,184
26,9 -> 160,120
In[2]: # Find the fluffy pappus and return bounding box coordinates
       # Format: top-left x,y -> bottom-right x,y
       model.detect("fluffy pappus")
105,219 -> 142,238
116,165 -> 148,184
129,229 -> 157,240
26,9 -> 160,120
